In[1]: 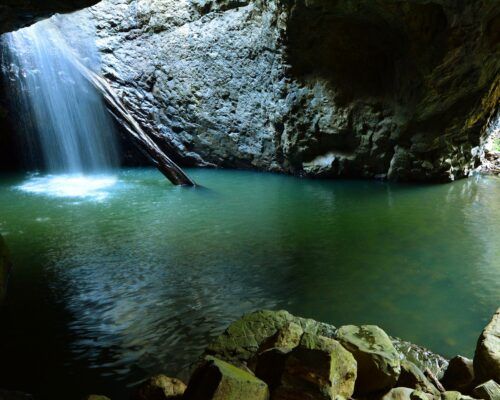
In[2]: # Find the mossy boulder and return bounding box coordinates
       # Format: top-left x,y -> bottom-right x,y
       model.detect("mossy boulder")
441,391 -> 478,400
472,380 -> 500,400
441,356 -> 475,393
272,333 -> 357,400
473,308 -> 500,384
381,387 -> 415,400
336,325 -> 401,395
0,234 -> 12,305
132,375 -> 186,400
397,360 -> 440,396
183,356 -> 269,400
205,310 -> 336,367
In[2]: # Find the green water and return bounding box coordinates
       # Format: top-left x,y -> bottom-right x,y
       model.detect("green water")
0,168 -> 499,399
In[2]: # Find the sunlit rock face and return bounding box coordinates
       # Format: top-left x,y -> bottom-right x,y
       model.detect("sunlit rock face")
86,0 -> 498,182
0,0 -> 100,34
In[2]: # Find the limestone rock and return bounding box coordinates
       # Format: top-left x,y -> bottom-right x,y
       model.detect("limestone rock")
472,380 -> 500,400
474,308 -> 500,383
381,387 -> 415,400
397,360 -> 440,396
183,356 -> 269,400
133,375 -> 186,400
441,356 -> 475,393
272,332 -> 357,400
336,324 -> 401,395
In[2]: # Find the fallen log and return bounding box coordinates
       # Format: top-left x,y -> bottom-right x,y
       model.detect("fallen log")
70,58 -> 196,186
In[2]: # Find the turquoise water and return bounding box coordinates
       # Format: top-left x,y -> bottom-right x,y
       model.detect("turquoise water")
0,168 -> 499,399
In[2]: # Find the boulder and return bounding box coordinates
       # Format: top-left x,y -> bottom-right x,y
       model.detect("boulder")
272,332 -> 357,400
336,325 -> 401,395
381,387 -> 415,400
397,360 -> 440,396
183,356 -> 269,400
132,375 -> 186,400
0,390 -> 33,400
254,347 -> 290,391
410,390 -> 434,400
441,356 -> 475,393
474,308 -> 500,383
205,310 -> 335,367
441,391 -> 477,400
83,396 -> 111,400
472,380 -> 500,400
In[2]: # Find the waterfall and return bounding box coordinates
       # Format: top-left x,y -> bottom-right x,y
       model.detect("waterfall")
1,18 -> 119,174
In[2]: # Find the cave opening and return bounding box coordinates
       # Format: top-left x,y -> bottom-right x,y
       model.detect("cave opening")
0,1 -> 498,400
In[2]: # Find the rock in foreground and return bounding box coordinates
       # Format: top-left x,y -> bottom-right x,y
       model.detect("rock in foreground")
473,308 -> 500,383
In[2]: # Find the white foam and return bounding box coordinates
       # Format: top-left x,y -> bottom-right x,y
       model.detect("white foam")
17,174 -> 118,201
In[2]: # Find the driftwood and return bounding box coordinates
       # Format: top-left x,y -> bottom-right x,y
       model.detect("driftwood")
71,59 -> 196,186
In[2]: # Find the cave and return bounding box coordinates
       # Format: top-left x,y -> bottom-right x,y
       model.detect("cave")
0,1 -> 499,400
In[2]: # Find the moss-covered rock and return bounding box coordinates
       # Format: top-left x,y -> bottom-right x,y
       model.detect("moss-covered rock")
132,375 -> 186,400
183,356 -> 269,400
273,333 -> 357,400
381,387 -> 415,400
397,360 -> 440,396
336,324 -> 401,395
441,391 -> 478,400
205,310 -> 336,367
472,380 -> 500,400
473,308 -> 500,384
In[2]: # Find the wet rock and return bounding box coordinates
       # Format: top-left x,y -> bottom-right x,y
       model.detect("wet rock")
80,0 -> 500,182
397,360 -> 440,396
0,235 -> 12,305
205,310 -> 335,367
0,390 -> 33,400
183,356 -> 269,400
474,308 -> 500,383
133,375 -> 186,400
273,333 -> 357,400
336,324 -> 401,395
441,356 -> 475,393
381,387 -> 415,400
472,380 -> 500,400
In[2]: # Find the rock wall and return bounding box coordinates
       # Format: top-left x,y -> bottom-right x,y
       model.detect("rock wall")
86,0 -> 499,182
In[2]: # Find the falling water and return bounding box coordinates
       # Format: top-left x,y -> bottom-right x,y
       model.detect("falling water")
1,18 -> 119,174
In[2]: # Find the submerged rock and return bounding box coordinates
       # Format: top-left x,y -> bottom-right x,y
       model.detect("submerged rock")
183,356 -> 269,400
472,380 -> 500,400
272,333 -> 357,400
441,356 -> 475,393
336,324 -> 401,395
474,308 -> 500,383
133,375 -> 186,400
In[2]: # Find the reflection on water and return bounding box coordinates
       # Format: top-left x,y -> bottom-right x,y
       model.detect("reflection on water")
0,168 -> 499,400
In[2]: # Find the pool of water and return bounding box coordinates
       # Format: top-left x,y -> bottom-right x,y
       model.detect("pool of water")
0,168 -> 499,399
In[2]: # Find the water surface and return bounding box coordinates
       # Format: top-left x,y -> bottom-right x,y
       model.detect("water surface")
0,168 -> 499,399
